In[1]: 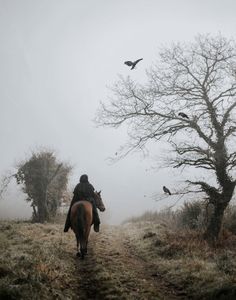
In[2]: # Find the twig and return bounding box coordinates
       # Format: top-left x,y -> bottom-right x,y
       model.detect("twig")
0,173 -> 15,199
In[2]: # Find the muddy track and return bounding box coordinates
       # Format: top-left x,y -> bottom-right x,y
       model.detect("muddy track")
75,225 -> 187,300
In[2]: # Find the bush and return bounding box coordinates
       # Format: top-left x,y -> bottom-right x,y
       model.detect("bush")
124,201 -> 236,235
177,201 -> 207,230
215,251 -> 236,275
223,205 -> 236,235
123,209 -> 177,227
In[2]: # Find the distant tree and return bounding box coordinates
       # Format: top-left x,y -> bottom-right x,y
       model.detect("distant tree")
96,34 -> 236,243
15,150 -> 72,223
0,171 -> 15,199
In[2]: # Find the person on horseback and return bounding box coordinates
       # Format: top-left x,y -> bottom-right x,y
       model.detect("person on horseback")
64,174 -> 101,233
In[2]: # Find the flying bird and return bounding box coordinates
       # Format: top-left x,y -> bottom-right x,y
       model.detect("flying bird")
163,186 -> 171,195
124,58 -> 143,70
178,112 -> 189,119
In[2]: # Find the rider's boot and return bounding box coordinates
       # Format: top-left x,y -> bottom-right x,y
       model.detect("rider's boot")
64,209 -> 71,232
92,203 -> 100,233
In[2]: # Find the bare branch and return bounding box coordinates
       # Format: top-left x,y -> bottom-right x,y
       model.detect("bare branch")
0,172 -> 15,199
96,35 -> 236,223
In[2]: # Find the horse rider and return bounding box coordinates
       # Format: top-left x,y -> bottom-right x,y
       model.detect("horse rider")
64,174 -> 101,233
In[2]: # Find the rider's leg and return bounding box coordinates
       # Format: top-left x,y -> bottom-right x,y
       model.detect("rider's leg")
64,196 -> 77,232
64,208 -> 71,232
91,200 -> 100,232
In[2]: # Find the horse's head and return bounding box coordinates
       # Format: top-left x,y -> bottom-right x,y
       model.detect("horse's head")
94,190 -> 105,212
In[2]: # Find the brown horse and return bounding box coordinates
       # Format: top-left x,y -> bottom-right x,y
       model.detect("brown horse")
70,191 -> 105,259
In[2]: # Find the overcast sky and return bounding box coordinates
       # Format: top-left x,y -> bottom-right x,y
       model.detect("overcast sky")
1,0 -> 236,224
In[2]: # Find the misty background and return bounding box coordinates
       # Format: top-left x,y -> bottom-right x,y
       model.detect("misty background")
0,0 -> 236,224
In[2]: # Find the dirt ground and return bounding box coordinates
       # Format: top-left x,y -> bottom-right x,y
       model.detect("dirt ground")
74,225 -> 186,300
0,221 -> 187,300
3,220 -> 236,299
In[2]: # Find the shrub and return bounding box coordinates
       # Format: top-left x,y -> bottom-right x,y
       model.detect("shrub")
223,205 -> 236,235
177,201 -> 207,230
124,201 -> 236,235
123,208 -> 177,227
215,251 -> 236,275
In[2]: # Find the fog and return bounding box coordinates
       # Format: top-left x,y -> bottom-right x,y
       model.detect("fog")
0,0 -> 236,224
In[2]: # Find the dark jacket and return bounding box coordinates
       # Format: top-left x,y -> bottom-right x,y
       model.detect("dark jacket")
73,182 -> 95,202
71,174 -> 95,203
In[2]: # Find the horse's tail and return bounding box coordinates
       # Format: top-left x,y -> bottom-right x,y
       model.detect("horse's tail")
77,204 -> 86,258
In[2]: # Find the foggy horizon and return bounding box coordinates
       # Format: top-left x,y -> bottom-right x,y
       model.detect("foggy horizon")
1,0 -> 236,224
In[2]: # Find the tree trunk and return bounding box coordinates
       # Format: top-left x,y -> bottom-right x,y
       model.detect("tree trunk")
37,197 -> 49,223
204,202 -> 227,244
32,204 -> 38,222
37,203 -> 46,223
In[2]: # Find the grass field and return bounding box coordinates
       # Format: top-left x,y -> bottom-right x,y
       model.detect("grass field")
1,214 -> 236,299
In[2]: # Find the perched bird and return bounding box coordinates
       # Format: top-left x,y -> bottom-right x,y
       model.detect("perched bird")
163,186 -> 171,195
178,112 -> 189,119
124,58 -> 143,70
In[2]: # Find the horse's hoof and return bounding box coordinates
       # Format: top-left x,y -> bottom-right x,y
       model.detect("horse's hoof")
76,252 -> 81,257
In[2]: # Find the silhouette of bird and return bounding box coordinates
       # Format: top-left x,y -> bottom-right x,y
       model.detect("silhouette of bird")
163,186 -> 171,195
178,112 -> 189,119
124,58 -> 143,70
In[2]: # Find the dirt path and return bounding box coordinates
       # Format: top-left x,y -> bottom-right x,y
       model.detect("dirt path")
74,225 -> 187,300
2,221 -> 236,299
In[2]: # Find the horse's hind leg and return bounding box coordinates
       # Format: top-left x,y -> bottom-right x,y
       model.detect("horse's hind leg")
79,237 -> 88,259
80,244 -> 86,259
76,235 -> 81,257
84,240 -> 88,255
84,227 -> 91,255
80,251 -> 85,259
80,227 -> 90,257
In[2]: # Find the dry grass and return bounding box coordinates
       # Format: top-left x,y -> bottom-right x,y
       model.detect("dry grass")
0,220 -> 79,300
0,219 -> 168,300
2,212 -> 236,300
124,214 -> 236,300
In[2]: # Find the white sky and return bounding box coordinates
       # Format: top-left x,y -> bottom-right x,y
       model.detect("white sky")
0,0 -> 236,223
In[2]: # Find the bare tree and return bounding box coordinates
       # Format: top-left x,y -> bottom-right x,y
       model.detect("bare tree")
96,34 -> 236,243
